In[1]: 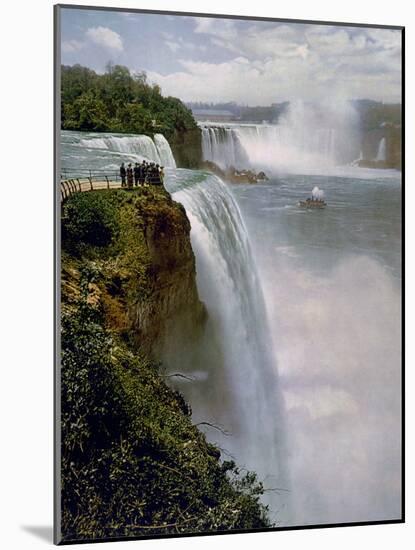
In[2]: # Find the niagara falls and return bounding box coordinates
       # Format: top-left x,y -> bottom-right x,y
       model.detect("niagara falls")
57,8 -> 402,543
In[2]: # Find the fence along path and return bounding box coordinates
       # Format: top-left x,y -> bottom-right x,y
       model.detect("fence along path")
60,175 -> 122,201
60,171 -> 164,201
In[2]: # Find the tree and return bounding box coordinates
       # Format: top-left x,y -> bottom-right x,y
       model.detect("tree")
61,64 -> 198,138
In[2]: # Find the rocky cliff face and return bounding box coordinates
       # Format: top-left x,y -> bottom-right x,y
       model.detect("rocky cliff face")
61,187 -> 206,359
170,128 -> 203,168
358,125 -> 402,169
123,191 -> 207,358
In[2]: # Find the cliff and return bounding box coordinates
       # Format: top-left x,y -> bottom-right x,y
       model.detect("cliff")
170,128 -> 203,168
358,125 -> 402,170
60,187 -> 270,542
354,100 -> 402,170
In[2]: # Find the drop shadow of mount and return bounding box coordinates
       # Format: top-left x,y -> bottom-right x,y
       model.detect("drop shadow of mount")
21,525 -> 53,544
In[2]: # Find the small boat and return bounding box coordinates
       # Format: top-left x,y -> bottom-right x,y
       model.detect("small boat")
298,198 -> 327,209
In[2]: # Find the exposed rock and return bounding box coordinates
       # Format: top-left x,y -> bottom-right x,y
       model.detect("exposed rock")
170,128 -> 203,168
201,160 -> 269,184
61,187 -> 207,360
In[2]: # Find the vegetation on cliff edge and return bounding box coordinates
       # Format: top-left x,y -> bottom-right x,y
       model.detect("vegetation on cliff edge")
60,188 -> 272,541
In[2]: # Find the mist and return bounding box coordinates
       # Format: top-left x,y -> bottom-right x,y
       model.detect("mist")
201,100 -> 361,174
260,252 -> 401,524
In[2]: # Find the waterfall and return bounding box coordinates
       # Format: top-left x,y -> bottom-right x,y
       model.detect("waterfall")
200,101 -> 360,173
165,169 -> 289,521
154,134 -> 177,167
201,126 -> 249,169
79,133 -> 176,167
376,137 -> 387,162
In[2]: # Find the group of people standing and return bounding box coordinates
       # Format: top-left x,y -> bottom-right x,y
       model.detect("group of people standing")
120,161 -> 165,188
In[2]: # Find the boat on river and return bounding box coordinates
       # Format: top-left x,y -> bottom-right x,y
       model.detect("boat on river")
298,198 -> 327,209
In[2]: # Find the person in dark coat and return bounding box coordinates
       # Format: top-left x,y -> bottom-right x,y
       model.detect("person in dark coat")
138,162 -> 145,185
141,160 -> 148,185
145,162 -> 153,185
126,163 -> 134,189
120,163 -> 126,187
134,163 -> 140,186
154,164 -> 161,185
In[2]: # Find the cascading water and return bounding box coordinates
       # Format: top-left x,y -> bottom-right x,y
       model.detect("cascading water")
153,134 -> 177,167
376,137 -> 387,162
201,126 -> 249,169
78,132 -> 176,167
165,169 -> 290,521
200,101 -> 360,173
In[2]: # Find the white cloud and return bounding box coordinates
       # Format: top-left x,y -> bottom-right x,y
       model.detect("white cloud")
62,14 -> 401,104
164,36 -> 208,55
62,39 -> 84,53
165,40 -> 180,53
194,17 -> 237,40
85,26 -> 123,52
147,23 -> 401,104
149,44 -> 400,105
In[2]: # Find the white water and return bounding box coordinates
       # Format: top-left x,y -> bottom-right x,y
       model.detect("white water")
201,126 -> 249,169
376,137 -> 387,162
231,171 -> 401,526
201,101 -> 360,173
166,170 -> 290,522
153,134 -> 177,167
78,132 -> 176,167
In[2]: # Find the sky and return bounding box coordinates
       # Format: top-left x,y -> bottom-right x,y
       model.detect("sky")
60,8 -> 402,105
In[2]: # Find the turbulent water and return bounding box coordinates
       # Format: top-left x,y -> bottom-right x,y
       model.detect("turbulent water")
60,130 -> 176,179
230,169 -> 402,526
201,101 -> 360,172
61,127 -> 402,527
166,170 -> 289,520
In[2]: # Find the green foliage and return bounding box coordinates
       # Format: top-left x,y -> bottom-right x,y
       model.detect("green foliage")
353,99 -> 402,131
61,267 -> 271,541
61,64 -> 197,138
61,191 -> 121,253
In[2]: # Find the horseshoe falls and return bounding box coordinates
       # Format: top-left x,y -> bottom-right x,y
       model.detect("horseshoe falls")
201,101 -> 360,173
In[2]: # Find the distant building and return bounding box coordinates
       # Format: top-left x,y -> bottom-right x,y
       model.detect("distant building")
191,109 -> 237,122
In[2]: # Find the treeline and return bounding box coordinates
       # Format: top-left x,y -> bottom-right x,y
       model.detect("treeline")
353,99 -> 402,131
186,100 -> 289,123
61,64 -> 198,138
187,99 -> 401,127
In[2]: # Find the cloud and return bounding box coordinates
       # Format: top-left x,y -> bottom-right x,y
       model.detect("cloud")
147,22 -> 401,104
194,17 -> 238,40
164,35 -> 208,55
62,39 -> 84,53
85,26 -> 123,52
165,40 -> 180,53
62,12 -> 401,104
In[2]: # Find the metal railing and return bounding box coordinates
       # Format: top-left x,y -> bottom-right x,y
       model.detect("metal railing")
60,175 -> 120,201
60,171 -> 165,201
60,168 -> 121,180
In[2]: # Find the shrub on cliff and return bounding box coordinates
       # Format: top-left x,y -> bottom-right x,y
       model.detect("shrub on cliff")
62,191 -> 120,253
60,267 -> 271,541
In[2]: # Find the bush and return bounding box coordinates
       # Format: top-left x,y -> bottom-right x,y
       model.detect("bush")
62,192 -> 120,252
60,267 -> 271,542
